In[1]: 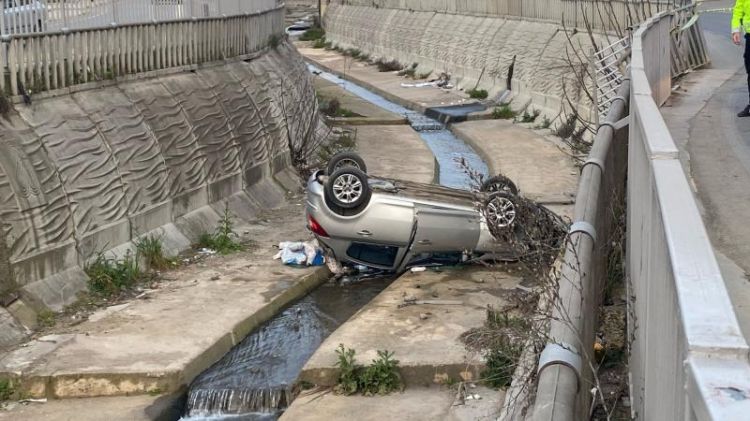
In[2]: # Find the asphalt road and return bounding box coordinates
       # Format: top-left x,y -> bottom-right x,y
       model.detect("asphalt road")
663,0 -> 750,336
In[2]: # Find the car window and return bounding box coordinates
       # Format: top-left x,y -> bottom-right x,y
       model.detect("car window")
346,243 -> 399,267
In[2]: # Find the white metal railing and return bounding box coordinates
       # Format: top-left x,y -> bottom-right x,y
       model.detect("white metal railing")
0,3 -> 285,96
1,0 -> 279,36
628,11 -> 750,420
592,36 -> 629,118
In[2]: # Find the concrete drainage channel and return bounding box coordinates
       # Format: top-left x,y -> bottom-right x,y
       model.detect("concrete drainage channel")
177,67 -> 492,421
180,277 -> 394,420
308,64 -> 489,188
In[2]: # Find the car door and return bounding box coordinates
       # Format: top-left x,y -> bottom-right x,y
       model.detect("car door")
411,204 -> 480,253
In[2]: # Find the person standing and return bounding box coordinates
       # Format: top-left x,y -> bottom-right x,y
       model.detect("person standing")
733,0 -> 750,116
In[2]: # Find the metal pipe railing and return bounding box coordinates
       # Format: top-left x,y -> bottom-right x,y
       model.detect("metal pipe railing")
532,76 -> 631,421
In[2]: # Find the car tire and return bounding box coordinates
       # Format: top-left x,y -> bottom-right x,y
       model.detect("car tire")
325,167 -> 371,211
484,191 -> 519,234
481,175 -> 519,196
326,151 -> 367,175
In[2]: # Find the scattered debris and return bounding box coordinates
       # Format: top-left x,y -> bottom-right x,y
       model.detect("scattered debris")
398,298 -> 463,309
273,241 -> 325,266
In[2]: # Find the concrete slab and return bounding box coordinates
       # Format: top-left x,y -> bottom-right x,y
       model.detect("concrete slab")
281,385 -> 504,421
0,395 -> 163,421
300,47 -> 476,113
0,201 -> 331,399
298,266 -> 523,387
354,125 -> 436,184
451,120 -> 578,206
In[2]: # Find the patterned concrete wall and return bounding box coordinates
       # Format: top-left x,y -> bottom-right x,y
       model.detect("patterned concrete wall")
324,3 -> 609,119
0,42 -> 320,340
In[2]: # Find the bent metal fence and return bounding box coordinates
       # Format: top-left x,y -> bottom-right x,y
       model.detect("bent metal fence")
0,2 -> 284,96
532,3 -> 749,421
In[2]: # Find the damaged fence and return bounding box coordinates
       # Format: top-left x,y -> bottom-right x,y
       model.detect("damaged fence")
533,3 -> 750,421
0,1 -> 284,96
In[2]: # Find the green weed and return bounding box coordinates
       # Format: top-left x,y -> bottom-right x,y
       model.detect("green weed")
334,344 -> 360,395
467,88 -> 489,100
37,310 -> 56,328
375,59 -> 402,72
491,104 -> 516,120
535,116 -> 552,129
135,235 -> 176,271
196,206 -> 244,255
312,37 -> 327,49
320,98 -> 361,118
268,34 -> 281,49
482,344 -> 522,388
554,113 -> 578,139
299,27 -> 325,41
416,71 -> 432,80
360,350 -> 402,396
0,379 -> 15,402
85,252 -> 142,296
333,345 -> 402,396
521,108 -> 541,123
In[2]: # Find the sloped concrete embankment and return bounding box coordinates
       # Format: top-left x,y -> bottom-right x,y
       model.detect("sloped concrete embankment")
323,3 -> 611,120
0,42 -> 323,347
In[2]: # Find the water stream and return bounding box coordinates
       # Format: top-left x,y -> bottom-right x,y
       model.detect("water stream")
309,64 -> 489,189
182,278 -> 393,420
181,64 -> 491,421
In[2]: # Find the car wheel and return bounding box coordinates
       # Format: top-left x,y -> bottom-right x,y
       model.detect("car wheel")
481,175 -> 519,196
326,151 -> 367,175
484,192 -> 518,232
325,167 -> 371,210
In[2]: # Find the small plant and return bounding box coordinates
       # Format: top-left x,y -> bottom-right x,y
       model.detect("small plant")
521,108 -> 541,123
492,104 -> 516,120
37,310 -> 56,328
320,98 -> 361,118
334,344 -> 360,395
333,345 -> 402,396
0,88 -> 10,116
346,48 -> 361,59
268,34 -> 281,49
312,38 -> 327,49
416,71 -> 432,80
135,235 -> 175,271
360,350 -> 402,395
535,116 -> 552,129
375,59 -> 402,72
323,41 -> 333,50
196,206 -> 244,255
467,88 -> 489,100
554,113 -> 578,139
85,252 -> 142,296
147,388 -> 163,396
358,53 -> 370,62
299,26 -> 325,41
482,344 -> 522,388
0,378 -> 15,402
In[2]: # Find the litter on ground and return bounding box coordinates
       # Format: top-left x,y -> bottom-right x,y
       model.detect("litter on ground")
274,240 -> 325,266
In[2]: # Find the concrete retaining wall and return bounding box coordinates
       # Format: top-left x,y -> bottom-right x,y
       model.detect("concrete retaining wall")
0,42 -> 321,345
323,3 -> 609,120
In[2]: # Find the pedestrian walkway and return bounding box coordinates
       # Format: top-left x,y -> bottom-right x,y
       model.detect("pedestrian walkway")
660,2 -> 750,337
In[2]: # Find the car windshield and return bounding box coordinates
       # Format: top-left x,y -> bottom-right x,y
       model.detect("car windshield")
346,243 -> 399,267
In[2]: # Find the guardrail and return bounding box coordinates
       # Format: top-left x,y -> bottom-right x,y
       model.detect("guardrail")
628,11 -> 750,420
0,3 -> 285,96
1,0 -> 279,36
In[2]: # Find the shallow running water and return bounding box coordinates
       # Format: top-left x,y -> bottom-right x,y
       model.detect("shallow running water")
309,64 -> 489,189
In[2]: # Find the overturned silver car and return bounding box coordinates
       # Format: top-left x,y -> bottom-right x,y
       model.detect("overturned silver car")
306,152 -> 566,273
